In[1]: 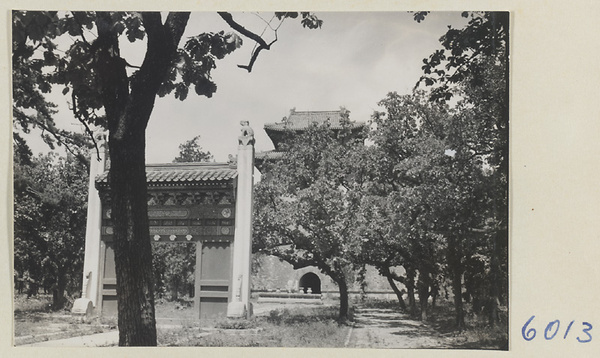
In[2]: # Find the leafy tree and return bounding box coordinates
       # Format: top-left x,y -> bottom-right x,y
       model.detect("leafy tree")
419,143 -> 490,328
13,150 -> 44,297
414,11 -> 509,105
13,11 -> 321,345
254,120 -> 365,321
14,150 -> 89,309
152,242 -> 196,301
173,135 -> 213,163
356,93 -> 450,318
453,57 -> 508,327
360,88 -> 502,329
351,192 -> 413,311
415,11 -> 509,328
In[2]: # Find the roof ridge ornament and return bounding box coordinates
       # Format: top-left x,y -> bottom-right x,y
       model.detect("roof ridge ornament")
239,120 -> 255,146
228,154 -> 238,167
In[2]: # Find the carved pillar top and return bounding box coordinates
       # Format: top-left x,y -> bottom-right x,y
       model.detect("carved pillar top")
238,120 -> 255,147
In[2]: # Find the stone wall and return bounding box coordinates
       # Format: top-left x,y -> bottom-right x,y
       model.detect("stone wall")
251,254 -> 405,298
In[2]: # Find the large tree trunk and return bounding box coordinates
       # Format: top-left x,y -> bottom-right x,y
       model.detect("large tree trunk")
94,12 -> 190,346
109,130 -> 157,346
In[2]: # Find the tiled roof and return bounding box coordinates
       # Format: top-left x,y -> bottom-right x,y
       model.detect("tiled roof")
255,151 -> 284,160
264,110 -> 365,132
96,162 -> 237,185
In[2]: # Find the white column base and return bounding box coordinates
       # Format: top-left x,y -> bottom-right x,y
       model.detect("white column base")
72,298 -> 94,319
227,301 -> 253,319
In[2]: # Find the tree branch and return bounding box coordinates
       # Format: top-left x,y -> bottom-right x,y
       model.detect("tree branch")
218,12 -> 276,72
218,12 -> 269,47
117,12 -> 189,133
69,12 -> 90,46
14,108 -> 81,158
71,91 -> 101,160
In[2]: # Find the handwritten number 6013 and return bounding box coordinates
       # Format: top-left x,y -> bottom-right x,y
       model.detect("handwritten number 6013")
522,316 -> 592,343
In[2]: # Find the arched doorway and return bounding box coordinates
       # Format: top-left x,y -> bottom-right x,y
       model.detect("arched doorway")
299,272 -> 321,294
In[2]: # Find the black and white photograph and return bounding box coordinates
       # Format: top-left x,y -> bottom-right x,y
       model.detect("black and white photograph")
11,10 -> 509,349
4,2 -> 598,356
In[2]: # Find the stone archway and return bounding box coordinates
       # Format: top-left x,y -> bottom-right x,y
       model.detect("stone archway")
299,272 -> 321,294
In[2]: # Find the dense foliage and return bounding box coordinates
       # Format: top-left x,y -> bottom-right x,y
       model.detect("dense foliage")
14,148 -> 89,310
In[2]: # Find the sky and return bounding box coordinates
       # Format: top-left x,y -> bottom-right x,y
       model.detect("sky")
24,11 -> 468,163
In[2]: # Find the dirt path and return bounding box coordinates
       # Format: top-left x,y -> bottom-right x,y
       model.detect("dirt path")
345,307 -> 451,349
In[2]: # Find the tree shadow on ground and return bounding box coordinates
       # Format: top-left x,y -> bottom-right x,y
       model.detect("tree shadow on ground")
354,302 -> 508,350
425,303 -> 509,350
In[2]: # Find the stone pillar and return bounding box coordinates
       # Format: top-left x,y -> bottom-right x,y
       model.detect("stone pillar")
72,138 -> 107,316
227,121 -> 255,318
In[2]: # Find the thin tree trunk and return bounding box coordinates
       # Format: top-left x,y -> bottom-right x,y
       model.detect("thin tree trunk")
383,268 -> 407,311
448,236 -> 465,330
27,281 -> 38,298
337,277 -> 350,322
452,267 -> 465,330
417,269 -> 430,321
170,278 -> 179,301
487,230 -> 504,326
52,270 -> 68,310
431,276 -> 440,310
406,266 -> 417,316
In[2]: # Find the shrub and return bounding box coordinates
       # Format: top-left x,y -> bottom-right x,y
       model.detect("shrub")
215,318 -> 258,330
267,308 -> 289,325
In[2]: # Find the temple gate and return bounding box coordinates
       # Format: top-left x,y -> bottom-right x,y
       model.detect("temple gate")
73,123 -> 255,319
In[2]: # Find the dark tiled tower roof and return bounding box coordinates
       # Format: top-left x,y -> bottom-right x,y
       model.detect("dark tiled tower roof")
263,109 -> 365,152
264,110 -> 363,132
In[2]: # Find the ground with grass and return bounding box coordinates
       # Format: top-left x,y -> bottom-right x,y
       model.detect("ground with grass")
157,304 -> 350,347
14,295 -> 507,349
13,294 -> 116,346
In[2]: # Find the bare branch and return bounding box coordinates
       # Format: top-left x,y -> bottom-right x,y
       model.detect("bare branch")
251,12 -> 278,32
71,91 -> 101,160
218,12 -> 276,72
237,38 -> 277,72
